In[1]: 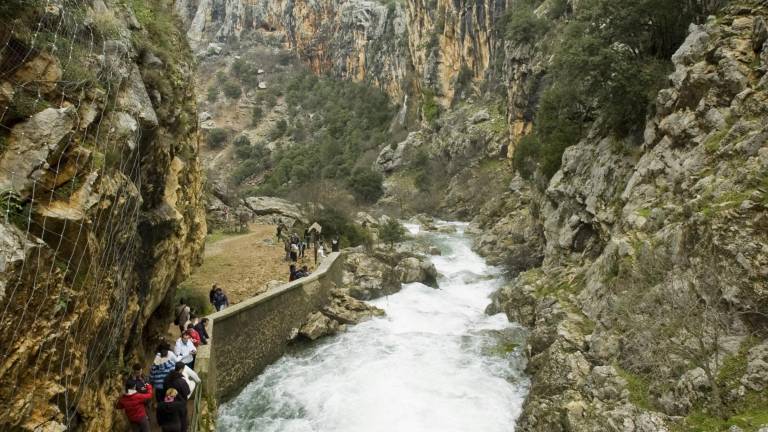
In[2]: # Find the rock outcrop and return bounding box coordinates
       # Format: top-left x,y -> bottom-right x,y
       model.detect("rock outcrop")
0,2 -> 205,430
299,288 -> 385,340
341,247 -> 438,300
486,4 -> 768,429
243,196 -> 307,225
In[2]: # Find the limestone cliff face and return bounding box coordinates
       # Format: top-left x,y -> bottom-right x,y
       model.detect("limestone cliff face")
179,0 -> 510,108
0,1 -> 205,430
482,4 -> 768,430
179,0 -> 410,100
406,0 -> 505,103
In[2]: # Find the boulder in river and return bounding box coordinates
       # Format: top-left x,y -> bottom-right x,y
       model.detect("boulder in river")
342,248 -> 438,299
299,312 -> 340,340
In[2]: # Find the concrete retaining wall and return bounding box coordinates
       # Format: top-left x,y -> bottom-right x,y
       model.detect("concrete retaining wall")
194,252 -> 343,403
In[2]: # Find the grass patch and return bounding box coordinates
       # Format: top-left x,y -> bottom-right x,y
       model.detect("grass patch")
206,230 -> 243,244
636,207 -> 652,218
614,365 -> 653,410
175,285 -> 213,317
534,273 -> 585,300
704,129 -> 728,154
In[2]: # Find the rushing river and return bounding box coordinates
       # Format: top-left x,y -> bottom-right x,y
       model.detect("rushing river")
218,222 -> 529,432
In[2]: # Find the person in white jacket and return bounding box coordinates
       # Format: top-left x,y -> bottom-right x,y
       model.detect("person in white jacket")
181,363 -> 202,396
174,331 -> 197,369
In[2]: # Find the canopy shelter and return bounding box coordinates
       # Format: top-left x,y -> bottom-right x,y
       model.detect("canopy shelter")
308,222 -> 322,234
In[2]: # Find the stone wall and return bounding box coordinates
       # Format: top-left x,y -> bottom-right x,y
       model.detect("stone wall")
196,252 -> 343,402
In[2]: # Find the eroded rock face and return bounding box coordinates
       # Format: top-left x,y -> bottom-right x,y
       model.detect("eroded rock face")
0,3 -> 205,431
181,0 -> 409,100
488,4 -> 768,430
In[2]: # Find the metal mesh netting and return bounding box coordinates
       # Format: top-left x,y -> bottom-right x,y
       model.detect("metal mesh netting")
0,0 -> 201,429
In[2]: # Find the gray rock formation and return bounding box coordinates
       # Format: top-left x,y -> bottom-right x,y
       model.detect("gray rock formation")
299,289 -> 385,340
486,5 -> 768,430
243,196 -> 307,224
341,248 -> 438,300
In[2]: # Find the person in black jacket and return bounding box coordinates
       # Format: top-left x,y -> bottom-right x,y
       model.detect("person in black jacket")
194,318 -> 210,345
156,388 -> 186,432
163,365 -> 191,432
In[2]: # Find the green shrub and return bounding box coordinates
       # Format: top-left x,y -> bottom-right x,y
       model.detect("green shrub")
379,218 -> 406,248
309,207 -> 369,247
206,128 -> 228,148
269,119 -> 288,140
500,3 -> 550,45
512,0 -> 718,181
347,167 -> 385,204
207,86 -> 218,103
222,80 -> 242,99
251,106 -> 263,125
174,285 -> 213,317
422,89 -> 440,125
233,134 -> 250,147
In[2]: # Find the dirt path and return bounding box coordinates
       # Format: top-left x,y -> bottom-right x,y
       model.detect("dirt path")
183,223 -> 318,305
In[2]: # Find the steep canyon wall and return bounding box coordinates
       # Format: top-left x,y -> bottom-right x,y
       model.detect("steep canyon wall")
0,1 -> 205,430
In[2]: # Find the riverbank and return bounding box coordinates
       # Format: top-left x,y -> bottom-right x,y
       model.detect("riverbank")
180,224 -> 317,306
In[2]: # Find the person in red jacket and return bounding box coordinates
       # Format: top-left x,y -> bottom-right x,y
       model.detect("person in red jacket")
186,323 -> 201,347
116,381 -> 153,432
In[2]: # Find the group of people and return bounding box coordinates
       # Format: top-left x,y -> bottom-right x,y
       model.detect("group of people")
117,315 -> 210,432
279,224 -> 342,282
282,230 -> 309,262
117,223 -> 343,430
288,264 -> 311,281
208,284 -> 230,312
117,298 -> 215,432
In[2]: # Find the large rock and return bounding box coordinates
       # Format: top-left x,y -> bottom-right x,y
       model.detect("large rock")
394,256 -> 438,287
341,251 -> 401,300
242,196 -> 306,224
11,51 -> 62,95
322,289 -> 385,324
299,312 -> 340,340
341,248 -> 438,299
0,107 -> 76,197
374,132 -> 424,173
741,341 -> 768,391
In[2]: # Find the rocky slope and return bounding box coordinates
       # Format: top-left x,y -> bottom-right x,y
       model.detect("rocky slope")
484,4 -> 768,430
0,1 -> 205,430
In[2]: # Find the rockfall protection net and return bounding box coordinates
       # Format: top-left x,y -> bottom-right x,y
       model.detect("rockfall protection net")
1,0 -> 148,428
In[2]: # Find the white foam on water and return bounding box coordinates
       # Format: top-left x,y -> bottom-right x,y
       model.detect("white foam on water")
218,226 -> 528,432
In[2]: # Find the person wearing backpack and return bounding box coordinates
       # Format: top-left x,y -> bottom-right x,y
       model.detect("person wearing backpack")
174,299 -> 190,334
212,287 -> 229,311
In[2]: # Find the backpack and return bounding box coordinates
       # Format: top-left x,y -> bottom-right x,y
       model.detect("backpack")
173,305 -> 184,325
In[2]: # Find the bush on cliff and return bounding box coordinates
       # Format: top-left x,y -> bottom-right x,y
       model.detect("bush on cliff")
207,128 -> 228,148
347,168 -> 385,204
500,1 -> 550,45
515,0 -> 722,181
